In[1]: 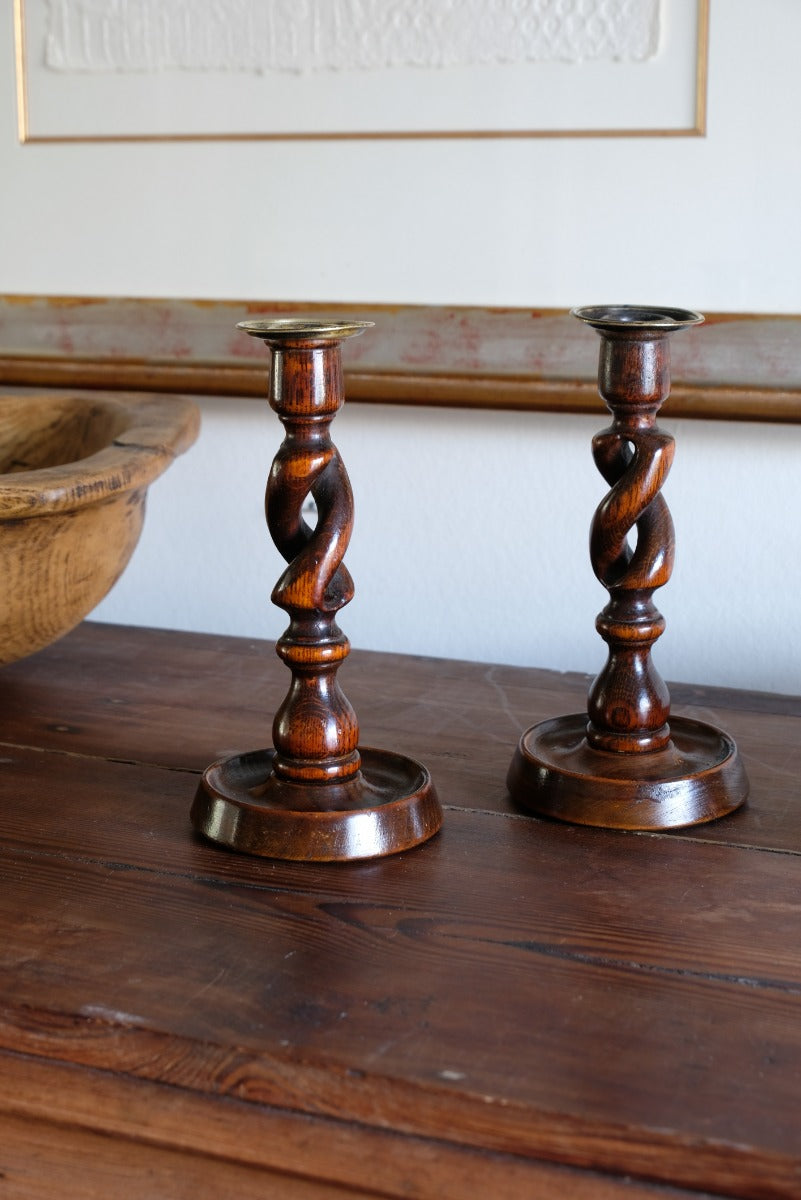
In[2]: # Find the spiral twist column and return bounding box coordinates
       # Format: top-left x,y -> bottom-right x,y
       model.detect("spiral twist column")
507,306 -> 748,830
265,325 -> 360,785
585,317 -> 677,755
192,319 -> 441,860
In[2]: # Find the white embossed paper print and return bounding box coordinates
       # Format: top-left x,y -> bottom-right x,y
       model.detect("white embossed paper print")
17,0 -> 707,140
44,0 -> 660,74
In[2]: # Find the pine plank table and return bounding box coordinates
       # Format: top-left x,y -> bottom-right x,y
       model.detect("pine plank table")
0,622 -> 799,1199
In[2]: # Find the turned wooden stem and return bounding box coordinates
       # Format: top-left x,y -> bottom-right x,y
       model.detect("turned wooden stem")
507,304 -> 747,831
191,316 -> 442,860
575,306 -> 703,754
241,320 -> 371,785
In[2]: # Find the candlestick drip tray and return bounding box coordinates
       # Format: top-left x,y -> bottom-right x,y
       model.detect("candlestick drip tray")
193,747 -> 440,861
508,713 -> 747,830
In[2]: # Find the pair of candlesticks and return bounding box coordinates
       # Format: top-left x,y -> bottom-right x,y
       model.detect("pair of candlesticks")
191,307 -> 748,862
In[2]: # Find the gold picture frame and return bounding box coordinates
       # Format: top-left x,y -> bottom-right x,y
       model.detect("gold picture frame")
15,0 -> 708,143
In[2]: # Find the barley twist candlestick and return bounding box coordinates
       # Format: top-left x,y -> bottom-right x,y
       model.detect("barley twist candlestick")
192,319 -> 442,860
507,305 -> 748,830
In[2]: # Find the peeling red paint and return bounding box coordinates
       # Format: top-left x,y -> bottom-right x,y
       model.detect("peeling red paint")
1,298 -> 801,416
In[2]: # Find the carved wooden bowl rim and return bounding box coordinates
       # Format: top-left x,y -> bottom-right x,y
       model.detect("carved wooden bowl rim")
0,392 -> 199,519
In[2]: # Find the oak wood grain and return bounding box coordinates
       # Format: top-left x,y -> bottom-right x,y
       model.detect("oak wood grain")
0,1109 -> 365,1200
3,844 -> 801,1197
0,1054 -> 720,1200
1,623 -> 800,1198
0,748 -> 800,986
509,307 -> 748,830
0,623 -> 798,852
189,320 -> 441,860
2,781 -> 801,1194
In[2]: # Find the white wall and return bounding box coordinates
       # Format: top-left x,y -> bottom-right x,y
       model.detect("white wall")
87,396 -> 801,695
5,2 -> 801,311
2,1 -> 801,693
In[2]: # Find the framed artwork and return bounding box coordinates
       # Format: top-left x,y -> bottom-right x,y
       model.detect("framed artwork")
14,0 -> 708,142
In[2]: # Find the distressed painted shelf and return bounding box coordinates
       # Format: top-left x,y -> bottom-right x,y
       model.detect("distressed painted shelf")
1,295 -> 801,421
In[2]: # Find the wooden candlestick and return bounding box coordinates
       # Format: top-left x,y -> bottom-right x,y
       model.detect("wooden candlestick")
507,305 -> 749,830
191,319 -> 442,860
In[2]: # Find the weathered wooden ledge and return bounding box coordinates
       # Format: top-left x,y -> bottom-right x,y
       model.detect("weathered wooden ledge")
1,295 -> 800,423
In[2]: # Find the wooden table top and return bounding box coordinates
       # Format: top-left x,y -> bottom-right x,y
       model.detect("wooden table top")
1,622 -> 799,1199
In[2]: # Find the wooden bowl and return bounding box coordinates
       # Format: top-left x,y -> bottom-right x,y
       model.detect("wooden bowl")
0,391 -> 199,664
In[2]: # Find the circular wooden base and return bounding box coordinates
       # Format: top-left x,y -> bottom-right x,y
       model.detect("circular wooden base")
507,714 -> 748,831
191,746 -> 442,861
